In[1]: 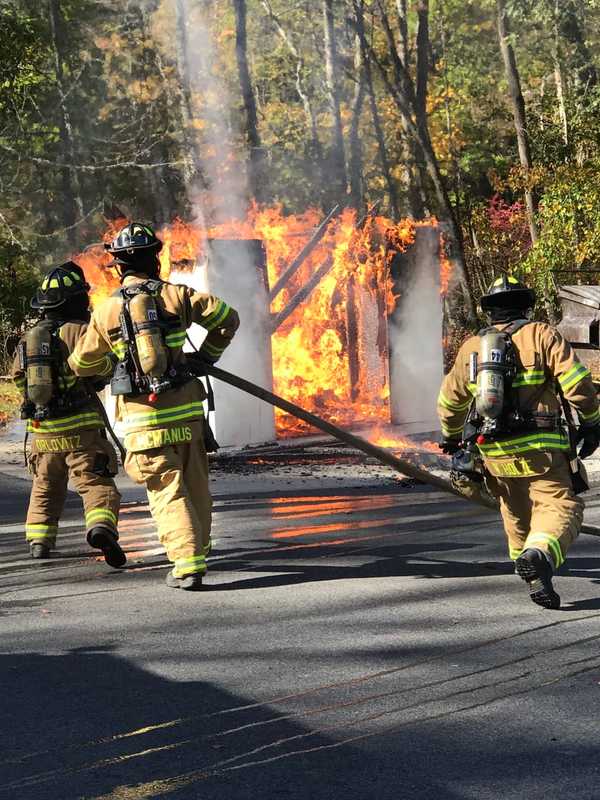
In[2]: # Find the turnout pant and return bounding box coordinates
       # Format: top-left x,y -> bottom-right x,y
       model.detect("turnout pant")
124,436 -> 212,578
26,431 -> 121,547
485,451 -> 584,569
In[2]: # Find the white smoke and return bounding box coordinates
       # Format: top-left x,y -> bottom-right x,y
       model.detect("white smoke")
388,230 -> 444,433
165,1 -> 276,446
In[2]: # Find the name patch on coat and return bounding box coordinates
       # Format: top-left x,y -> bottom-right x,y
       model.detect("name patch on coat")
125,426 -> 194,452
35,435 -> 82,453
486,458 -> 538,478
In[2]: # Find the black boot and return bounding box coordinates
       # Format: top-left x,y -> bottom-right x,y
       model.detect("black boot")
515,549 -> 560,609
30,542 -> 51,559
165,570 -> 203,591
88,527 -> 126,568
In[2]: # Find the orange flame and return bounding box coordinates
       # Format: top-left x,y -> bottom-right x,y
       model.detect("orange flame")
75,206 -> 448,439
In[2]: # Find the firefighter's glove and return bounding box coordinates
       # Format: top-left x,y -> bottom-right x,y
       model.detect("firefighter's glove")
439,438 -> 461,456
577,423 -> 600,460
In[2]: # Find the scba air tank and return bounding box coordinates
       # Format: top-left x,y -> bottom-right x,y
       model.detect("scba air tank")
129,292 -> 168,378
475,331 -> 507,420
24,325 -> 54,408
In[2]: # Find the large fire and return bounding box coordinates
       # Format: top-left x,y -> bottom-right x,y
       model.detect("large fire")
76,206 -> 446,443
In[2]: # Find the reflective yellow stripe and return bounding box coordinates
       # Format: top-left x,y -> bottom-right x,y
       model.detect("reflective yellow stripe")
559,363 -> 590,392
478,432 -> 569,457
438,391 -> 472,412
524,532 -> 564,568
59,374 -> 78,390
202,302 -> 230,332
580,408 -> 600,423
509,546 -> 523,561
201,341 -> 226,358
25,524 -> 58,541
173,554 -> 207,577
441,421 -> 464,436
512,370 -> 546,388
110,340 -> 127,359
85,508 -> 117,529
165,331 -> 186,347
123,402 -> 204,431
27,412 -> 103,434
71,351 -> 110,369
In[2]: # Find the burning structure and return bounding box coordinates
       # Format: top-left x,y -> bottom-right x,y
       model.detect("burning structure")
77,206 -> 447,448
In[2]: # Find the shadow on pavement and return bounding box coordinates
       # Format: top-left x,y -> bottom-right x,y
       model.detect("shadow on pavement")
0,648 -> 468,800
206,540 -> 507,591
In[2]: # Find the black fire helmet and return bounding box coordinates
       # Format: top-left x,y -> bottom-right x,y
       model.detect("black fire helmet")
480,274 -> 536,312
105,222 -> 163,266
30,262 -> 90,310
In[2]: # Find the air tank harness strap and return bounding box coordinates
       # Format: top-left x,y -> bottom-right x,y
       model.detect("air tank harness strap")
476,318 -> 532,338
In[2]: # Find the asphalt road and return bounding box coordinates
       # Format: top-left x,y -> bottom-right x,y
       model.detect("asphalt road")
2,464 -> 600,800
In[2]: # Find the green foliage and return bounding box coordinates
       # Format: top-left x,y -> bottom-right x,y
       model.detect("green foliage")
524,160 -> 600,280
0,237 -> 39,370
1,0 -> 600,325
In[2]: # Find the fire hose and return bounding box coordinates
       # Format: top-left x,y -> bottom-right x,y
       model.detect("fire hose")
203,363 -> 600,539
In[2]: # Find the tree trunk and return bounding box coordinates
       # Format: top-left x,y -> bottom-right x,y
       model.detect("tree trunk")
377,0 -> 427,216
232,0 -> 265,203
323,0 -> 348,202
554,59 -> 569,148
48,0 -> 84,246
439,6 -> 463,229
261,1 -> 323,165
174,0 -> 206,189
140,5 -> 176,223
415,0 -> 429,121
555,0 -> 597,97
348,24 -> 366,212
367,1 -> 475,317
353,0 -> 400,218
496,0 -> 539,243
395,0 -> 409,67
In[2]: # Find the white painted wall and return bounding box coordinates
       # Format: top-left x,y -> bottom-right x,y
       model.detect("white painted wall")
173,240 -> 276,448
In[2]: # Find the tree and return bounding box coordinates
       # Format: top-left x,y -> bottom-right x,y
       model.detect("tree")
495,0 -> 539,244
323,0 -> 349,203
233,0 -> 266,203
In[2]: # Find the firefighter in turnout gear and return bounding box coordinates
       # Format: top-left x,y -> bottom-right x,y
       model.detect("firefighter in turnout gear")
12,263 -> 125,567
438,275 -> 600,609
69,223 -> 240,590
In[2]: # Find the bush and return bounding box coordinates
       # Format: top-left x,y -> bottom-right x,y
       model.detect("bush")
0,241 -> 40,373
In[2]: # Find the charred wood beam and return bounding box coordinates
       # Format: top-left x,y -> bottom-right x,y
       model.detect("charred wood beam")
204,364 -> 600,539
270,203 -> 380,335
269,204 -> 340,302
346,274 -> 360,401
270,256 -> 334,334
